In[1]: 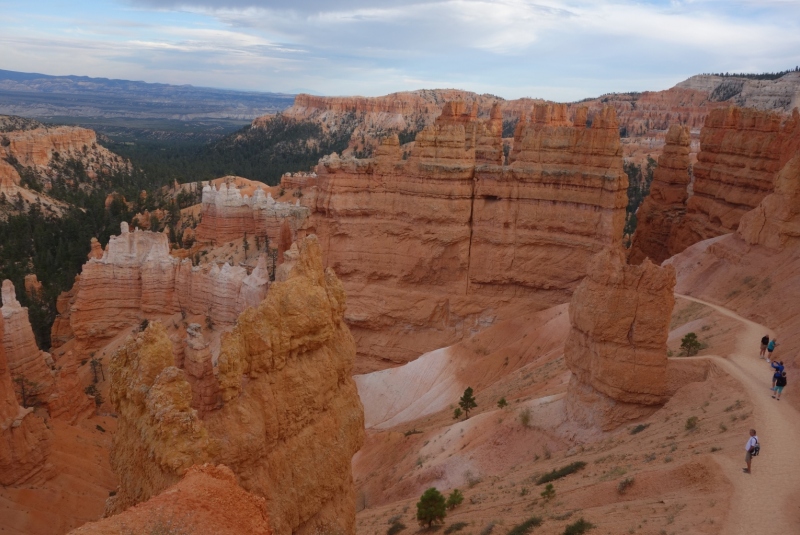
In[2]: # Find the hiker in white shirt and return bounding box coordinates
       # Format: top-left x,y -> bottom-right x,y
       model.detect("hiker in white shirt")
744,429 -> 759,474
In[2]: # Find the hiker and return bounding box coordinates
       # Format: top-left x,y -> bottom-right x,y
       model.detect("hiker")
760,334 -> 770,358
744,429 -> 759,474
773,371 -> 787,400
766,338 -> 778,362
771,361 -> 785,390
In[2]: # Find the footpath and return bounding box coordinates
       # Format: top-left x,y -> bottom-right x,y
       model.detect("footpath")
677,294 -> 800,533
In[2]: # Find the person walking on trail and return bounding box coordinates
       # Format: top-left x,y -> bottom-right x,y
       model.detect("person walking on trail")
773,371 -> 787,401
744,429 -> 759,474
766,338 -> 778,362
760,334 -> 770,358
771,361 -> 785,390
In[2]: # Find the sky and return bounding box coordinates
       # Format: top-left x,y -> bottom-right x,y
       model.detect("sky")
1,0 -> 800,101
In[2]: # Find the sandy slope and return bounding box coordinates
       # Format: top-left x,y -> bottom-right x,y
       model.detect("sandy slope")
678,294 -> 800,533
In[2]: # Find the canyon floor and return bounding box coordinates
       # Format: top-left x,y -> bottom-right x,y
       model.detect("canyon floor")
353,296 -> 800,535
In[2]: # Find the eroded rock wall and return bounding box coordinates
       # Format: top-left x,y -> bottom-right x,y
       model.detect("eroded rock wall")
107,235 -> 364,535
670,107 -> 800,251
565,247 -> 676,430
0,312 -> 52,486
305,102 -> 628,369
738,154 -> 800,249
628,125 -> 692,264
57,223 -> 271,351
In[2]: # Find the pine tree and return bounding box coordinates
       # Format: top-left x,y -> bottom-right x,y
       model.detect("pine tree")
458,387 -> 478,419
416,488 -> 446,527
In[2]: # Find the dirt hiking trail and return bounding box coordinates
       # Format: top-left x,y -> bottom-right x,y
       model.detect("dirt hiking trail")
678,294 -> 800,533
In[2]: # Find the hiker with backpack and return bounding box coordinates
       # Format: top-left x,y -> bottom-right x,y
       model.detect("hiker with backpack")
759,334 -> 770,358
773,371 -> 787,401
744,429 -> 759,474
771,361 -> 785,390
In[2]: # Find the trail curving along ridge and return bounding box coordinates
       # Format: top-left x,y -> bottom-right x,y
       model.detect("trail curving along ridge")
676,294 -> 800,533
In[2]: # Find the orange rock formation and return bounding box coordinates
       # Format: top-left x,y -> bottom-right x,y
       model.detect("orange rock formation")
0,311 -> 52,486
670,107 -> 800,251
738,154 -> 800,249
107,235 -> 364,535
195,177 -> 310,246
300,102 -> 627,369
54,223 -> 271,351
628,125 -> 692,264
565,247 -> 676,430
69,464 -> 272,535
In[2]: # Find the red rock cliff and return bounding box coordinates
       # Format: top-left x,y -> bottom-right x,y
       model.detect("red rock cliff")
107,235 -> 364,535
565,247 -> 676,430
628,125 -> 692,264
305,102 -> 628,370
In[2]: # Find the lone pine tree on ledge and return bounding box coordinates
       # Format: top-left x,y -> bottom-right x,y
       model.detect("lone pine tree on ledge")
459,387 -> 477,419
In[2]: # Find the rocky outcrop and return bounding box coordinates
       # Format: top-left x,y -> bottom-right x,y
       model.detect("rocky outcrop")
738,154 -> 800,249
1,280 -> 56,404
183,323 -> 219,417
678,72 -> 800,112
56,223 -> 271,351
46,350 -> 94,423
69,464 -> 272,535
670,107 -> 800,251
107,235 -> 365,535
565,247 -> 676,430
195,177 -> 310,246
305,102 -> 627,369
0,312 -> 52,486
628,125 -> 692,264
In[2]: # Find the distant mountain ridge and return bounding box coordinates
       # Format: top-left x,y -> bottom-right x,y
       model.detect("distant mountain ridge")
0,69 -> 296,121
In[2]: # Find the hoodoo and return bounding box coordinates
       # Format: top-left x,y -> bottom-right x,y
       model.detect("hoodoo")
565,247 -> 676,430
107,235 -> 365,535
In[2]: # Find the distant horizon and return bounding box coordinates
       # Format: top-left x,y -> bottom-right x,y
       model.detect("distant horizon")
3,1 -> 799,102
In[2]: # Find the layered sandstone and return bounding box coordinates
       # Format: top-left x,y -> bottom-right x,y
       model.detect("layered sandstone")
670,107 -> 800,251
195,177 -> 310,246
0,312 -> 52,486
565,247 -> 676,430
69,464 -> 272,535
738,154 -> 800,249
56,223 -> 271,351
107,236 -> 365,535
1,280 -> 56,403
46,350 -> 94,424
628,125 -> 692,264
183,323 -> 220,417
305,102 -> 627,368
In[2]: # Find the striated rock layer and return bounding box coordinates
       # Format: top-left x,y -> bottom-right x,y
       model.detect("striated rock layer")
738,154 -> 800,249
69,464 -> 272,535
628,125 -> 692,264
0,311 -> 52,486
195,177 -> 310,246
107,235 -> 365,535
670,106 -> 800,251
299,102 -> 627,369
565,247 -> 676,430
55,222 -> 271,352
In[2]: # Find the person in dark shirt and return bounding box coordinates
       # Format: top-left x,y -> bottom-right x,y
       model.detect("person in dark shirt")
759,334 -> 770,358
773,371 -> 787,400
772,361 -> 785,390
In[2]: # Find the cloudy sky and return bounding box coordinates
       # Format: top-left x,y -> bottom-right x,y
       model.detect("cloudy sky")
2,0 -> 799,100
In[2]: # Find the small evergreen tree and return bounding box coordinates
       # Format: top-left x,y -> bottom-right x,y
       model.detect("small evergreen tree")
497,397 -> 508,409
416,487 -> 446,527
540,483 -> 555,501
681,332 -> 701,356
453,407 -> 462,420
445,489 -> 464,510
459,387 -> 477,419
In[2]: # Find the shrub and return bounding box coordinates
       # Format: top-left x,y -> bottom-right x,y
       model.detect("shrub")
445,522 -> 468,534
507,517 -> 543,535
536,461 -> 587,485
498,397 -> 508,409
519,407 -> 532,428
563,518 -> 595,535
617,477 -> 634,494
416,488 -> 446,527
479,522 -> 497,535
630,424 -> 649,435
681,332 -> 701,356
453,407 -> 463,420
685,416 -> 699,430
540,484 -> 555,501
388,522 -> 407,535
446,489 -> 464,510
